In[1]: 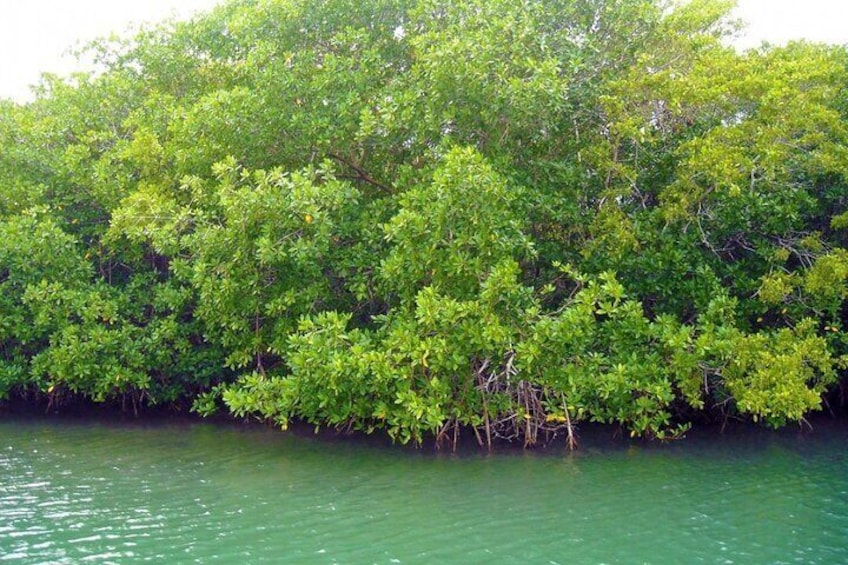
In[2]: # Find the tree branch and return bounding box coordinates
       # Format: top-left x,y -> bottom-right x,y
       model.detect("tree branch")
327,152 -> 393,194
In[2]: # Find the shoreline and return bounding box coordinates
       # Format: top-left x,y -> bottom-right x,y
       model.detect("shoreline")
3,397 -> 846,454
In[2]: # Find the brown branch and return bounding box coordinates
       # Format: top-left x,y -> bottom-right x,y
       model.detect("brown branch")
327,152 -> 393,194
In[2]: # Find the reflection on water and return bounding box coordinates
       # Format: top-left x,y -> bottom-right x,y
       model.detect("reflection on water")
1,416 -> 847,564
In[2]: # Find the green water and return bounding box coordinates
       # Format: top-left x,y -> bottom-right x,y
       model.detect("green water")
1,417 -> 847,564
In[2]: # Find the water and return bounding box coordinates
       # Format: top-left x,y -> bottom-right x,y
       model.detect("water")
1,417 -> 847,564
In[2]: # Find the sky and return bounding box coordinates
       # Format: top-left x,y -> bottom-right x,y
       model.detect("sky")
731,0 -> 848,50
0,0 -> 222,102
1,0 -> 847,103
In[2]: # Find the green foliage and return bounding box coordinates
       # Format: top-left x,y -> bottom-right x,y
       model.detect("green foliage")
1,0 -> 846,445
382,147 -> 534,302
189,160 -> 357,367
0,211 -> 90,395
724,320 -> 838,426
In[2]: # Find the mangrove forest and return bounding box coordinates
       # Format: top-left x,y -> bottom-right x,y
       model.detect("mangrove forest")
1,0 -> 847,448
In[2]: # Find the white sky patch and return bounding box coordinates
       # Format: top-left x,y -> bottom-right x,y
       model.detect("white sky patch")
1,0 -> 847,103
732,0 -> 848,50
0,0 -> 220,102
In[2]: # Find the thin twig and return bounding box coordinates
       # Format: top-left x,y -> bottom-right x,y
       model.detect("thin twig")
327,152 -> 393,194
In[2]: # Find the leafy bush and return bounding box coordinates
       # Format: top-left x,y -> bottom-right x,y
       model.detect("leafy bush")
1,0 -> 846,446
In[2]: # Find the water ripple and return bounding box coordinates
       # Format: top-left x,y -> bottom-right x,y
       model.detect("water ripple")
1,418 -> 847,563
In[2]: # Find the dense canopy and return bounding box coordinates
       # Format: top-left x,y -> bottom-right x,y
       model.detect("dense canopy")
1,0 -> 846,447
